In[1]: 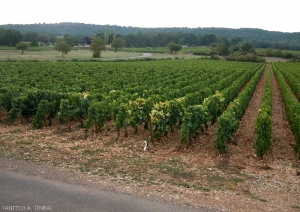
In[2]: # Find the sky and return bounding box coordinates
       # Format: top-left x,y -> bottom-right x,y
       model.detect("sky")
2,0 -> 299,33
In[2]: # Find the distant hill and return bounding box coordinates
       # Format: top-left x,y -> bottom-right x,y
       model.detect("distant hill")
1,22 -> 300,47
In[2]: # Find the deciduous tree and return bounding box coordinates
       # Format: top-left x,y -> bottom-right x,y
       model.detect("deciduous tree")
30,38 -> 39,47
63,34 -> 74,47
104,27 -> 109,44
241,42 -> 254,53
54,41 -> 70,57
3,29 -> 23,46
167,41 -> 182,54
216,42 -> 229,56
111,37 -> 126,52
16,42 -> 28,54
89,37 -> 106,58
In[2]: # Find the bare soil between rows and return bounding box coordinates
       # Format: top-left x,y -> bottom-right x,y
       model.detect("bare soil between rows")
0,65 -> 299,212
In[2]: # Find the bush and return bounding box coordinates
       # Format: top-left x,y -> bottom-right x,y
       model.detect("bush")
225,53 -> 265,63
92,52 -> 100,58
192,51 -> 210,56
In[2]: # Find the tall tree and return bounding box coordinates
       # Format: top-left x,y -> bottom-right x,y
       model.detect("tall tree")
104,27 -> 109,44
89,37 -> 106,58
113,28 -> 117,40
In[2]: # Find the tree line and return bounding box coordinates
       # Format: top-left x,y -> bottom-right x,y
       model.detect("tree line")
0,27 -> 219,48
2,26 -> 300,62
2,25 -> 300,51
2,23 -> 300,49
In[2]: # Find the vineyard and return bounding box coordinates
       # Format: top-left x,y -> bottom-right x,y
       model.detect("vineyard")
0,60 -> 267,150
0,59 -> 300,211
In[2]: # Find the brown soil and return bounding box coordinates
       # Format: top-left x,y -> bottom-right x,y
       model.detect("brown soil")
0,64 -> 299,212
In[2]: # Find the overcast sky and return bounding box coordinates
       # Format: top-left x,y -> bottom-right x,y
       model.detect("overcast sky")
2,0 -> 299,32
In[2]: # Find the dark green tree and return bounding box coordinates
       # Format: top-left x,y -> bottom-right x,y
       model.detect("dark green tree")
217,36 -> 230,47
216,42 -> 229,56
54,41 -> 70,56
37,34 -> 50,44
167,41 -> 182,54
16,42 -> 28,54
231,37 -> 242,45
63,34 -> 74,47
273,49 -> 283,57
241,42 -> 254,53
3,29 -> 23,46
89,37 -> 106,58
30,38 -> 39,47
265,48 -> 273,56
104,27 -> 109,44
111,37 -> 126,52
48,34 -> 57,45
74,34 -> 85,46
23,32 -> 39,42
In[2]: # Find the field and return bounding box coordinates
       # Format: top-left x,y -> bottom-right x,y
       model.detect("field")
0,49 -> 204,61
0,58 -> 300,211
256,48 -> 300,55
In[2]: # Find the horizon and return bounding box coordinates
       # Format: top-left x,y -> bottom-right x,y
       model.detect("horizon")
1,22 -> 297,34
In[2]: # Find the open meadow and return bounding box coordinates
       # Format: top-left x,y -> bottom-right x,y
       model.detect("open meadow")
0,49 -> 204,61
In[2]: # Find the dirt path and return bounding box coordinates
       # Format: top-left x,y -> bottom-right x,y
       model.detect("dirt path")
218,64 -> 299,211
227,64 -> 268,167
270,65 -> 298,162
224,64 -> 297,168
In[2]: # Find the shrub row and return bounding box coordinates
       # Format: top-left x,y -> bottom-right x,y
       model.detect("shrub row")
216,65 -> 265,153
274,67 -> 300,159
180,65 -> 264,148
255,65 -> 272,159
